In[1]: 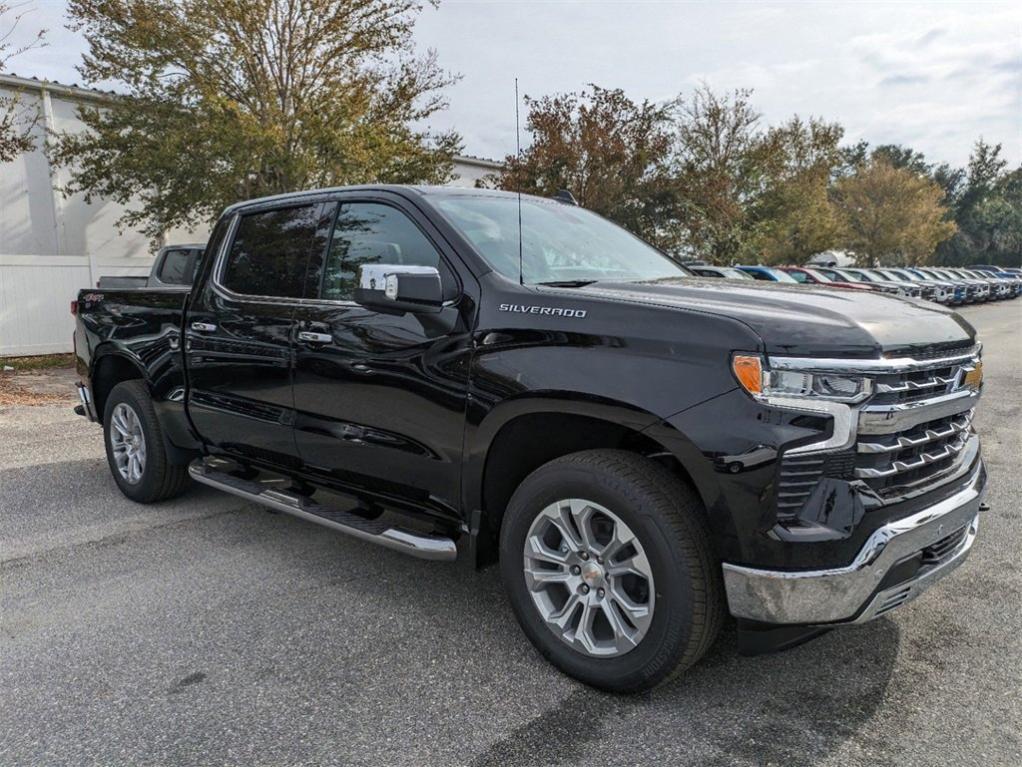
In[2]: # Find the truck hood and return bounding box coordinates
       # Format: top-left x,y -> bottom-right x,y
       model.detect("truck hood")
572,278 -> 976,357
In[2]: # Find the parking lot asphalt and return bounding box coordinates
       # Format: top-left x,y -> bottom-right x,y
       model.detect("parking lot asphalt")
1,301 -> 1020,767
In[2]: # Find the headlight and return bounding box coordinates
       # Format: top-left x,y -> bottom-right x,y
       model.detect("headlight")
732,354 -> 872,404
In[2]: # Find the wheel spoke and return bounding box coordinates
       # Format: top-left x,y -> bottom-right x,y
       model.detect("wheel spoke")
600,599 -> 638,652
548,503 -> 584,551
605,548 -> 650,580
574,599 -> 599,654
568,500 -> 600,552
600,522 -> 636,561
524,564 -> 570,591
549,592 -> 583,631
524,536 -> 570,567
608,584 -> 652,632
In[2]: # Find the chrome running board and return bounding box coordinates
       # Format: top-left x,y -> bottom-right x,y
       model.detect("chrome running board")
188,461 -> 457,562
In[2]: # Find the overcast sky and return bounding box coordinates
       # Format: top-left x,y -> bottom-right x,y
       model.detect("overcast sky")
9,0 -> 1021,168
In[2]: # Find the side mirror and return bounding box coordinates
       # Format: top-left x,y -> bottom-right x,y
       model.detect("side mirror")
353,264 -> 444,314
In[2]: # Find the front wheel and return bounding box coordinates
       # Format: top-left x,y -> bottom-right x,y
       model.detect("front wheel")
499,449 -> 724,693
103,380 -> 191,503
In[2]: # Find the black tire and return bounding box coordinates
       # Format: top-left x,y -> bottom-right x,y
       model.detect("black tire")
499,449 -> 724,693
102,380 -> 191,503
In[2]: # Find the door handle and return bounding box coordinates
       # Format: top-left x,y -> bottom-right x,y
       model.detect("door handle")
190,322 -> 217,333
297,331 -> 333,344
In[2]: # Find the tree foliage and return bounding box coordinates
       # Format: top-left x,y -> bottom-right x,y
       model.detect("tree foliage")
747,117 -> 845,264
935,141 -> 1021,266
669,86 -> 763,262
49,0 -> 460,238
497,85 -> 678,249
0,2 -> 46,162
832,158 -> 955,265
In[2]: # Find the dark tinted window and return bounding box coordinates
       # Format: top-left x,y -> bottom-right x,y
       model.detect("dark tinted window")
322,203 -> 442,301
692,268 -> 722,278
746,270 -> 771,281
157,248 -> 201,285
221,206 -> 319,297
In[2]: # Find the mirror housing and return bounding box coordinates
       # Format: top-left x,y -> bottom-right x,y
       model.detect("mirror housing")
353,264 -> 444,314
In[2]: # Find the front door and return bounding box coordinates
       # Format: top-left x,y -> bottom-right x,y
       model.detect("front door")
291,197 -> 473,522
186,202 -> 328,468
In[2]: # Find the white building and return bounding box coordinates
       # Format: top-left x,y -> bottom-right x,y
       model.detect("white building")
0,73 -> 503,355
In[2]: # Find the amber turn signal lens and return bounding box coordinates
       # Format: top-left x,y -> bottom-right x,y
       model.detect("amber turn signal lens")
963,362 -> 983,390
732,355 -> 763,395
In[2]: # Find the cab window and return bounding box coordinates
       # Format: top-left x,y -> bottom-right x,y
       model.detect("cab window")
319,202 -> 452,302
221,205 -> 320,298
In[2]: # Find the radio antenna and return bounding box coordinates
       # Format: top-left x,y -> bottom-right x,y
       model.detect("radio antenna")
515,77 -> 524,286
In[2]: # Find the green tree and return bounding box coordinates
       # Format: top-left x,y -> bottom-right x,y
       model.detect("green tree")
0,2 -> 46,162
49,0 -> 459,239
669,85 -> 763,262
746,116 -> 845,264
833,158 -> 955,265
497,85 -> 679,250
935,140 -> 1021,266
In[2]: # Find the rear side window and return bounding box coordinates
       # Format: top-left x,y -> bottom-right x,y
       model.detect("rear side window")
747,270 -> 770,281
158,248 -> 201,285
221,205 -> 319,298
787,270 -> 808,283
321,202 -> 444,301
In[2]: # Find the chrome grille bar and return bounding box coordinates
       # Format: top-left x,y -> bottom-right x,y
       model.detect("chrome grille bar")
874,373 -> 959,394
857,411 -> 973,454
855,431 -> 970,479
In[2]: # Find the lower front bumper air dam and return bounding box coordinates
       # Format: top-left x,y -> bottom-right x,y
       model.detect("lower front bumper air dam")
721,462 -> 985,626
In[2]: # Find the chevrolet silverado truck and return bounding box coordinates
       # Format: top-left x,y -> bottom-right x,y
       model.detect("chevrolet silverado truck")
73,186 -> 987,692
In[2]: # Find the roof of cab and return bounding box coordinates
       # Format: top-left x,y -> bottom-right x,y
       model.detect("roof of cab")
223,184 -> 554,215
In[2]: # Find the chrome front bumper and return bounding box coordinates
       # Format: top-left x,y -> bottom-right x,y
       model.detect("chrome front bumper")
722,463 -> 985,625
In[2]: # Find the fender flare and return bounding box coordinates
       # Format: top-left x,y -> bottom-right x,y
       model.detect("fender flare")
462,392 -> 716,518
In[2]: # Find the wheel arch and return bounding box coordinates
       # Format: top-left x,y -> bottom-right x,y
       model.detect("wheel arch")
466,396 -> 715,566
90,348 -> 150,420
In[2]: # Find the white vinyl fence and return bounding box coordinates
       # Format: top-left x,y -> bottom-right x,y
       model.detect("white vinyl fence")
0,255 -> 152,356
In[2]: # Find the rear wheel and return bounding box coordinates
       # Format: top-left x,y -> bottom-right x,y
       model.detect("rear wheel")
499,449 -> 724,692
103,380 -> 191,503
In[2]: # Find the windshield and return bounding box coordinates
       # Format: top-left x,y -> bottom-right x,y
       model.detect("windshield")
802,268 -> 834,283
879,269 -> 908,282
742,267 -> 798,282
841,269 -> 874,282
434,195 -> 687,285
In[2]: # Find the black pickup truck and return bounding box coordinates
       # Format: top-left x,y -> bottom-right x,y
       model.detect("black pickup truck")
73,185 -> 987,692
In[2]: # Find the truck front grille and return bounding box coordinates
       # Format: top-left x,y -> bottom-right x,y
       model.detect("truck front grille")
854,416 -> 971,497
770,343 -> 981,516
854,344 -> 979,502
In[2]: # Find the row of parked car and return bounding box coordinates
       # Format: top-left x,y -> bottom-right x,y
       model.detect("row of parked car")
686,263 -> 1022,305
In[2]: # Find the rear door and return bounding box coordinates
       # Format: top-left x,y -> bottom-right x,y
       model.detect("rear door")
290,195 -> 473,522
186,202 -> 329,468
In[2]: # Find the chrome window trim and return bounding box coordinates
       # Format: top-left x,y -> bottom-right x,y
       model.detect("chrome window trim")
768,345 -> 981,375
210,207 -> 462,311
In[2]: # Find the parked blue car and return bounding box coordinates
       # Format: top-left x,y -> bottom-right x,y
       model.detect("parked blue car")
735,265 -> 800,283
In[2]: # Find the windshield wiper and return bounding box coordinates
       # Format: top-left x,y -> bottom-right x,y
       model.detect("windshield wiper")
535,280 -> 598,287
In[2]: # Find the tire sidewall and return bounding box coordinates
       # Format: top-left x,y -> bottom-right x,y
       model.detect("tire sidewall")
500,457 -> 700,691
103,383 -> 163,502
